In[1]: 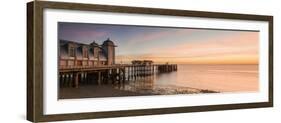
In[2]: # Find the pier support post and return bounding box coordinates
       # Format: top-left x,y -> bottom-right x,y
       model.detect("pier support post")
98,71 -> 101,85
74,73 -> 79,88
61,74 -> 65,87
122,68 -> 125,83
133,66 -> 135,80
68,74 -> 71,87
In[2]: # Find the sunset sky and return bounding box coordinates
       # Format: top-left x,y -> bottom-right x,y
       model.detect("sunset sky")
58,22 -> 259,64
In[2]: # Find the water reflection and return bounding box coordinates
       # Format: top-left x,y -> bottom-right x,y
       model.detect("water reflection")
113,64 -> 258,95
114,73 -> 217,95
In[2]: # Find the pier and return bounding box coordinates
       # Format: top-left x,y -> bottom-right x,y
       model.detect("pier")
58,39 -> 178,88
59,64 -> 177,88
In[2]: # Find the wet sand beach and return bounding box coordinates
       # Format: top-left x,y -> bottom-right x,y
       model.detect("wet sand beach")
59,85 -> 145,99
59,84 -> 217,99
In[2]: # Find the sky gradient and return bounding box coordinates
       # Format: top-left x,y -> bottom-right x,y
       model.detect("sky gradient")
58,22 -> 259,64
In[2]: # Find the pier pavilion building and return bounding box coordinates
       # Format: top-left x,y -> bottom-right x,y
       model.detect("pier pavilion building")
59,38 -> 116,68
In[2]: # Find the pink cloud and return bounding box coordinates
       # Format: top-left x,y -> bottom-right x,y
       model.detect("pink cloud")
150,32 -> 258,58
63,28 -> 107,41
117,31 -> 259,64
127,29 -> 193,44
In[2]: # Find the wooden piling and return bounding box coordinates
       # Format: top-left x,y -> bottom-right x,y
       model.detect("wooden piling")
98,71 -> 101,85
74,73 -> 79,88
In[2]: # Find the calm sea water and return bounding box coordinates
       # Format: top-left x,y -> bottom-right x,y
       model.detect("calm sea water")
118,64 -> 259,94
155,64 -> 259,92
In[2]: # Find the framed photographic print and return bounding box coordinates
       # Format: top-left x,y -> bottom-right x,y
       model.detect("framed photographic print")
27,0 -> 273,122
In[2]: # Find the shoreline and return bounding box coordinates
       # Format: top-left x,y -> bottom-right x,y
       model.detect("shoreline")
59,84 -> 218,99
59,85 -> 147,99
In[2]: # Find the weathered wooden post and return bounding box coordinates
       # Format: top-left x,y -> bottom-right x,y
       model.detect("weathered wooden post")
133,66 -> 135,80
98,71 -> 101,85
115,68 -> 119,84
141,65 -> 145,77
140,66 -> 143,77
135,66 -> 137,80
129,66 -> 131,79
68,74 -> 70,87
122,68 -> 125,83
138,66 -> 140,77
139,66 -> 141,77
71,74 -> 75,87
127,67 -> 129,81
65,74 -> 68,87
147,65 -> 150,76
136,66 -> 139,78
101,71 -> 103,83
150,65 -> 152,75
109,69 -> 112,84
74,72 -> 79,88
112,69 -> 116,84
145,65 -> 148,76
85,72 -> 88,84
61,74 -> 64,87
80,73 -> 83,84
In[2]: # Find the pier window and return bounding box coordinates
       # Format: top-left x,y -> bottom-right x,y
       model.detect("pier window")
69,46 -> 75,57
93,47 -> 99,58
83,47 -> 88,58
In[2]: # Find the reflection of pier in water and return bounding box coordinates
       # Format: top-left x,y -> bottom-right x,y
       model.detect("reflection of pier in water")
59,64 -> 177,88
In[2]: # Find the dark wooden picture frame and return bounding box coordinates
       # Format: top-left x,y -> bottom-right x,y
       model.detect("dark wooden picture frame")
27,1 -> 273,122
